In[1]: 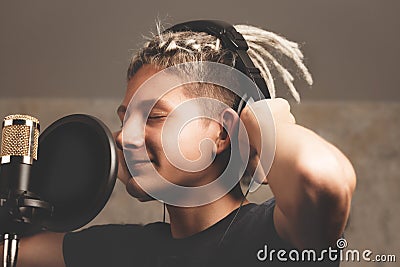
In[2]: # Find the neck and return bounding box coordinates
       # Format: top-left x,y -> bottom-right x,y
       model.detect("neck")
166,186 -> 249,239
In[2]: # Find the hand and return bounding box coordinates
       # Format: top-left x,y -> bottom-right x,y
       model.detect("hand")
238,98 -> 296,189
262,98 -> 296,124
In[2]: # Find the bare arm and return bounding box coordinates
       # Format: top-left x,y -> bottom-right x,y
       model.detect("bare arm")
1,232 -> 66,267
268,122 -> 356,249
240,98 -> 356,249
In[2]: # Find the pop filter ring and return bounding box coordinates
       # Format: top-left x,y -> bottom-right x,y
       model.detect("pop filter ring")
32,114 -> 117,232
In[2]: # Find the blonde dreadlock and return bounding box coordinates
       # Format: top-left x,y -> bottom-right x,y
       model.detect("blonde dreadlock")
127,23 -> 312,104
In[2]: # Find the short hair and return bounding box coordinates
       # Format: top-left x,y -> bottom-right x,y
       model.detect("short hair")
127,22 -> 313,115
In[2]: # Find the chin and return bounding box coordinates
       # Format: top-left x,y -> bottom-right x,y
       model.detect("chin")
126,178 -> 154,202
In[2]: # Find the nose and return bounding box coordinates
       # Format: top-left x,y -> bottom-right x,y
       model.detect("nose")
119,118 -> 145,149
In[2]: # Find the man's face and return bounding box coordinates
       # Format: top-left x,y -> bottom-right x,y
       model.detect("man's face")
115,64 -> 223,201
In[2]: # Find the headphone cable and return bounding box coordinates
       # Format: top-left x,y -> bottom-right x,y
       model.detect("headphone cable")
217,179 -> 254,247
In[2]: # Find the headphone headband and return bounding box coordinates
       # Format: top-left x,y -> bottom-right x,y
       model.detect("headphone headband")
165,20 -> 271,101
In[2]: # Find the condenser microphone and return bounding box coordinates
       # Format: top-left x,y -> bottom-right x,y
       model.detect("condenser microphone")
0,114 -> 40,195
0,114 -> 51,267
0,114 -> 52,225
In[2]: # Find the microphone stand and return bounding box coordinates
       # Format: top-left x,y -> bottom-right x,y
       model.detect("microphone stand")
0,191 -> 52,267
2,234 -> 18,267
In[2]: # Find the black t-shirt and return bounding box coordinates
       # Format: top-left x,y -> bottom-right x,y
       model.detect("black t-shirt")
63,198 -> 340,266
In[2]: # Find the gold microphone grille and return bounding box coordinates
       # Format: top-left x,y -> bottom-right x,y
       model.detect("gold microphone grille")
4,114 -> 39,123
1,114 -> 40,161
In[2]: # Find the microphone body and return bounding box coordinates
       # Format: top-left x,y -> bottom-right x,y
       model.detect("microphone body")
0,114 -> 51,231
1,115 -> 39,198
0,114 -> 52,267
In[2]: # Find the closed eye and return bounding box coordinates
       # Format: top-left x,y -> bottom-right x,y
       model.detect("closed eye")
147,114 -> 167,120
147,109 -> 168,120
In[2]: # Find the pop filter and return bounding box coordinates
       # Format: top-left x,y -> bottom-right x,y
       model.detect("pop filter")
31,114 -> 117,232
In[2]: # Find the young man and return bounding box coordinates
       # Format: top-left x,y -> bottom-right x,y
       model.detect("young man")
6,21 -> 356,266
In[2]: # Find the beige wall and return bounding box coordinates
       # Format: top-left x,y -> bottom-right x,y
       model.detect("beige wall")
1,1 -> 400,102
1,98 -> 398,266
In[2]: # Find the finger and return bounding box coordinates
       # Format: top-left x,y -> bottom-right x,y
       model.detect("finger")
289,113 -> 296,124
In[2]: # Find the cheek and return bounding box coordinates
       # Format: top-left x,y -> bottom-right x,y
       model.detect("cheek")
178,121 -> 205,161
144,126 -> 162,154
150,119 -> 200,162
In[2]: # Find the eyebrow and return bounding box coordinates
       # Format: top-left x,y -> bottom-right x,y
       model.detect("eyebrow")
146,99 -> 172,110
116,99 -> 171,116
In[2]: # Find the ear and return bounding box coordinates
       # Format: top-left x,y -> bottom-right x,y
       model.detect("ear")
215,108 -> 239,154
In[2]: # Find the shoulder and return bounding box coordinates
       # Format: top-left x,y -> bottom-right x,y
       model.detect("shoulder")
64,222 -> 172,245
249,198 -> 276,215
65,224 -> 146,242
63,224 -> 165,267
238,198 -> 276,227
223,198 -> 281,245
